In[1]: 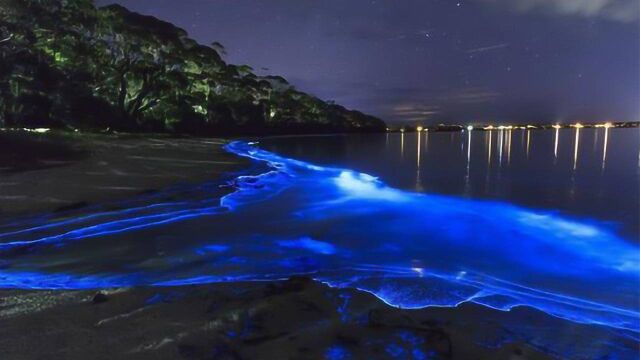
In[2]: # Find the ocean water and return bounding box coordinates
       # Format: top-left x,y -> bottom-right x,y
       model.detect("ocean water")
0,129 -> 638,357
260,129 -> 640,239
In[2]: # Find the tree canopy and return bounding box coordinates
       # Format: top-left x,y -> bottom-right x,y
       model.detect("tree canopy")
0,0 -> 386,135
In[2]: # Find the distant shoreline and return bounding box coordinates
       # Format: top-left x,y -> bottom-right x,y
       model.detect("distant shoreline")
386,121 -> 640,132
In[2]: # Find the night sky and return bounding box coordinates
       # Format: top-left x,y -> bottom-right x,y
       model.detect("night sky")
95,0 -> 639,124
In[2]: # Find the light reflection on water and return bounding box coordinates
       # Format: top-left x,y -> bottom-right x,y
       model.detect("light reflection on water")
263,128 -> 639,238
574,127 -> 581,170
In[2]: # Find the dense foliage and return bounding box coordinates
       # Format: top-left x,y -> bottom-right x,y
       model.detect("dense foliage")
0,0 -> 385,135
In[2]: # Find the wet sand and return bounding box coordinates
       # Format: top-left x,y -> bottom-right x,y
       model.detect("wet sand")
0,131 -> 635,359
3,277 -> 636,360
0,278 -> 551,360
0,130 -> 246,217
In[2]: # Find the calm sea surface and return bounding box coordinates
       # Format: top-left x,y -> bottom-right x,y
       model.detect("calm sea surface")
261,128 -> 640,239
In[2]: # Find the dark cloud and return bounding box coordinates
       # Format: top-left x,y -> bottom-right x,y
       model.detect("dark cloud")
478,0 -> 640,23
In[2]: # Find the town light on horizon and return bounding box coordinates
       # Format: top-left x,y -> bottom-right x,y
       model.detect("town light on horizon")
497,125 -> 514,130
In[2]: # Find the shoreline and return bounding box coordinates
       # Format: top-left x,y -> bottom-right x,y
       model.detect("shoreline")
0,131 -> 637,359
3,276 -> 636,359
0,278 -> 554,359
0,130 -> 248,220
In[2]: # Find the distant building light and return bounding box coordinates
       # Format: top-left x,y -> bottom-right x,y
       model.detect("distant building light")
416,126 -> 423,132
604,122 -> 613,128
22,128 -> 50,133
572,123 -> 585,128
466,125 -> 473,131
552,124 -> 562,129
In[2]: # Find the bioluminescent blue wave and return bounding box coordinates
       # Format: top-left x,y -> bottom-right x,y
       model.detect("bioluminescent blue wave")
0,141 -> 638,340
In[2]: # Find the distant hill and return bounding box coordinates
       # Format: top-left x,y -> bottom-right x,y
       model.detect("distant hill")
0,0 -> 386,135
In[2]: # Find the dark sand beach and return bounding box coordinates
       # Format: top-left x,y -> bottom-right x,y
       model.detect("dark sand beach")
0,130 -> 246,217
1,277 -> 555,360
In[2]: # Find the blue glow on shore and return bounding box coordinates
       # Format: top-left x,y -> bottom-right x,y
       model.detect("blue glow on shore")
0,140 -> 638,342
0,206 -> 228,249
195,244 -> 229,254
277,237 -> 337,255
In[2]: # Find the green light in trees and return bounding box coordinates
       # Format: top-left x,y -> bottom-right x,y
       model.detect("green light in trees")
192,105 -> 207,115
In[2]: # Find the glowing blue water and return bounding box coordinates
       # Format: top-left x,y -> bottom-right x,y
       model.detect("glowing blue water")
0,140 -> 638,339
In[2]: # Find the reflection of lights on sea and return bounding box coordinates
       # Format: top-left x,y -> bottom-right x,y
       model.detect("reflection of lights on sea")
602,124 -> 610,171
416,129 -> 423,191
417,130 -> 422,164
507,129 -> 512,164
465,127 -> 472,194
487,130 -> 492,165
554,127 -> 559,160
526,130 -> 531,158
498,128 -> 504,165
400,130 -> 405,158
467,128 -> 472,161
573,125 -> 581,170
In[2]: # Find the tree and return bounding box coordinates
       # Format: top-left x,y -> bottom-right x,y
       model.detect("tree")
0,0 -> 387,134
